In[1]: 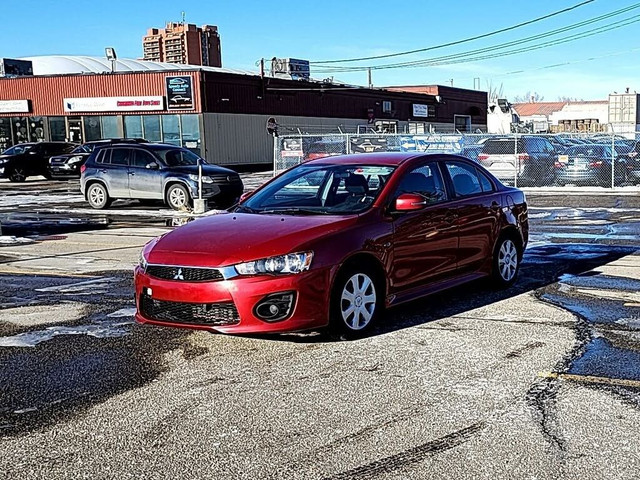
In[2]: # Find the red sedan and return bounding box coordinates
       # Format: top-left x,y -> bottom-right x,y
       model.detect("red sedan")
134,153 -> 528,335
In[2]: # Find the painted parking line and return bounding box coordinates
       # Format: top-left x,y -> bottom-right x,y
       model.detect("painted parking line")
539,371 -> 640,389
0,268 -> 96,278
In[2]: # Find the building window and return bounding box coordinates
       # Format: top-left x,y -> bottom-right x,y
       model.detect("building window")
0,118 -> 12,151
11,117 -> 29,144
84,117 -> 102,141
408,122 -> 427,134
454,115 -> 471,133
49,117 -> 66,142
180,114 -> 201,154
101,116 -> 120,138
162,115 -> 180,145
28,117 -> 45,142
124,116 -> 143,139
143,115 -> 162,142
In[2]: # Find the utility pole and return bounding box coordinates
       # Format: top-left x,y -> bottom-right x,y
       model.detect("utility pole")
368,67 -> 373,89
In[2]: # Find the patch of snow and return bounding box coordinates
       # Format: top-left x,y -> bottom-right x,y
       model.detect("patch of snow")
106,307 -> 137,318
0,236 -> 34,245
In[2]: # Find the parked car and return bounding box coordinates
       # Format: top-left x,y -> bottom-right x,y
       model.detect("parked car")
619,140 -> 640,184
304,140 -> 347,161
477,136 -> 557,185
460,137 -> 491,162
0,142 -> 77,182
555,144 -> 628,186
80,143 -> 243,210
134,152 -> 529,336
48,138 -> 148,179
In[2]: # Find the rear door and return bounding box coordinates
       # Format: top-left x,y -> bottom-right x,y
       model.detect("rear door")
128,149 -> 163,199
390,162 -> 459,295
443,159 -> 501,274
102,147 -> 131,197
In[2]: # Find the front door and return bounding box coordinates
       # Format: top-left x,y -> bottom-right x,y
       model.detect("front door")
67,117 -> 83,144
128,149 -> 163,199
390,162 -> 458,296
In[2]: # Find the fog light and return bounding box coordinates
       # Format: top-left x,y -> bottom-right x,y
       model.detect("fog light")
254,292 -> 296,322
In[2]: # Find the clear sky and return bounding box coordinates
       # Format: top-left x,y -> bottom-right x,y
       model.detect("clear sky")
2,0 -> 639,102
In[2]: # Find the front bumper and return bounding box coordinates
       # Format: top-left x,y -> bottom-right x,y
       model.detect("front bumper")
134,265 -> 332,334
186,181 -> 243,208
49,163 -> 81,177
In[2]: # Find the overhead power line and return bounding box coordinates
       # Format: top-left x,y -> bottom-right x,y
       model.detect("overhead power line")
310,0 -> 595,64
310,4 -> 640,74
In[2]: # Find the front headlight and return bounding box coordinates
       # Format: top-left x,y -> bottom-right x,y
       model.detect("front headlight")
234,251 -> 313,275
0,159 -> 7,165
138,250 -> 148,271
68,155 -> 84,164
188,174 -> 214,183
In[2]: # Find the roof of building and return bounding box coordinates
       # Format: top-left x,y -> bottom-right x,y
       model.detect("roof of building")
513,102 -> 567,117
18,55 -> 256,76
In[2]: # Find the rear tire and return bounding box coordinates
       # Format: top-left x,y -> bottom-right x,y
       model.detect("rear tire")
86,183 -> 112,209
329,266 -> 383,338
491,235 -> 521,288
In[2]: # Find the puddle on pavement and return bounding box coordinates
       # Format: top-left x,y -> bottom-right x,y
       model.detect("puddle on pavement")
540,266 -> 640,384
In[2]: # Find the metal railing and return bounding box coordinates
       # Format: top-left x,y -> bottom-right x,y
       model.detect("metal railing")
274,132 -> 640,188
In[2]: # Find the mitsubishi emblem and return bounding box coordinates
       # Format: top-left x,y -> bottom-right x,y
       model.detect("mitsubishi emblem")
173,268 -> 184,281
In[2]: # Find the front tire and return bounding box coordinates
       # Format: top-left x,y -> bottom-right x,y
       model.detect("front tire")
86,183 -> 112,209
492,236 -> 520,288
330,267 -> 382,337
166,184 -> 191,211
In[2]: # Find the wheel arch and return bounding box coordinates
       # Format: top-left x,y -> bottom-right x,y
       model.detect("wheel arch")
164,180 -> 193,200
495,226 -> 524,260
84,179 -> 109,199
330,252 -> 388,300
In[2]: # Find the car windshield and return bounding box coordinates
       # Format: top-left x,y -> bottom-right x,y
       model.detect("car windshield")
238,164 -> 395,215
2,144 -> 33,155
155,148 -> 205,166
73,145 -> 94,153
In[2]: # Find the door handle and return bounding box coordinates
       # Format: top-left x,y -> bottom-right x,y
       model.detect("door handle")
444,213 -> 458,224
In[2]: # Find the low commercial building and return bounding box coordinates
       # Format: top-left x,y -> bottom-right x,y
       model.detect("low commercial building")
0,56 -> 488,167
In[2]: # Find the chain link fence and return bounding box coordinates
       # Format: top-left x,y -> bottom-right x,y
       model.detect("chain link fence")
274,133 -> 640,188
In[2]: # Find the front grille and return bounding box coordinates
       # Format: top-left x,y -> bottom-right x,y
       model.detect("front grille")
209,174 -> 242,184
140,294 -> 240,326
146,265 -> 223,282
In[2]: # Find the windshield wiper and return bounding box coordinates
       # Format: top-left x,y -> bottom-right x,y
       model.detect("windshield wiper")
260,207 -> 327,215
234,204 -> 258,213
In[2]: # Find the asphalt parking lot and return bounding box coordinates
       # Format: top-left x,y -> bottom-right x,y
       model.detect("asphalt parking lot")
1,177 -> 639,479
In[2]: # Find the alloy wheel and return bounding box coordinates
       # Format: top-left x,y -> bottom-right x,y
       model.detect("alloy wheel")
498,239 -> 518,282
10,168 -> 26,182
169,187 -> 188,209
340,273 -> 377,331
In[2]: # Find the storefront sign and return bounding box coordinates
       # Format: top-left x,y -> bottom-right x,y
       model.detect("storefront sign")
0,99 -> 30,114
412,104 -> 429,117
165,76 -> 194,110
63,96 -> 164,113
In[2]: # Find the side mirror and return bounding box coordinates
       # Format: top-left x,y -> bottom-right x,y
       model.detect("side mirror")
239,190 -> 254,203
146,162 -> 160,170
395,193 -> 427,212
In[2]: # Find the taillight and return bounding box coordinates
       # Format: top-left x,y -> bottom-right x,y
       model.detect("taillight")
80,165 -> 87,174
517,153 -> 530,161
629,152 -> 638,158
554,161 -> 564,168
478,154 -> 489,161
589,161 -> 603,167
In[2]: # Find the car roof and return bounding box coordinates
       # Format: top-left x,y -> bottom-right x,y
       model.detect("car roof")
302,152 -> 464,167
99,142 -> 183,150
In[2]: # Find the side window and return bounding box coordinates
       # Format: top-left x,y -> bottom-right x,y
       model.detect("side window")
95,149 -> 108,164
395,163 -> 447,204
110,148 -> 130,166
446,161 -> 482,197
131,150 -> 156,168
478,170 -> 494,192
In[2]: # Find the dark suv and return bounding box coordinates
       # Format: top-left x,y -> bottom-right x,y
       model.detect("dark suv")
80,143 -> 243,210
48,138 -> 147,179
0,142 -> 77,182
477,136 -> 558,186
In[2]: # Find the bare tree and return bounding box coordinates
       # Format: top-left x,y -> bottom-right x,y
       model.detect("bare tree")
512,91 -> 545,103
486,80 -> 504,102
557,96 -> 584,102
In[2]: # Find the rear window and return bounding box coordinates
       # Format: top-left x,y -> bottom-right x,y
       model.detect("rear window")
482,139 -> 524,154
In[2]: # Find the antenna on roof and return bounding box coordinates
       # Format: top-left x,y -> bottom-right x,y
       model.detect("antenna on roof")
181,11 -> 186,25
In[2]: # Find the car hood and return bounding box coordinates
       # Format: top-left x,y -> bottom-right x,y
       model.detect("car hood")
50,153 -> 89,160
147,212 -> 357,267
167,165 -> 239,176
0,154 -> 18,160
